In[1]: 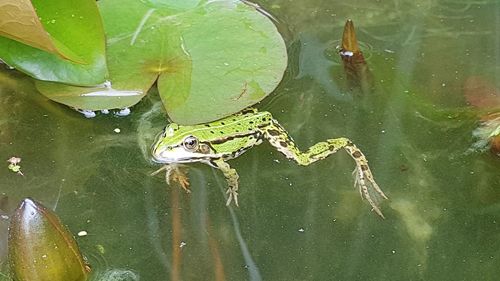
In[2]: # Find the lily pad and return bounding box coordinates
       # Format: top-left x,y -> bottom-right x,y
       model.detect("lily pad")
0,0 -> 72,60
0,0 -> 107,85
37,0 -> 287,124
35,82 -> 146,111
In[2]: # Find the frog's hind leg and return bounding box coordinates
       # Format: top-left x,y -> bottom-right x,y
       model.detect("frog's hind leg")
264,120 -> 388,217
344,143 -> 388,218
211,158 -> 240,207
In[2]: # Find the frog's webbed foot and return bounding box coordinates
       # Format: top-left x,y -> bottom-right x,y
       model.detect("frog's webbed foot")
151,164 -> 191,193
352,166 -> 387,218
345,145 -> 388,218
211,159 -> 240,207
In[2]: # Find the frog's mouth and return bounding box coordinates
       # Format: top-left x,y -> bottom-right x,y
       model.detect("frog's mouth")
151,155 -> 194,164
151,146 -> 212,164
151,154 -> 215,165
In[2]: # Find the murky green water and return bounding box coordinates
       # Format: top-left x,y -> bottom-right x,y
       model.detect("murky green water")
1,0 -> 500,280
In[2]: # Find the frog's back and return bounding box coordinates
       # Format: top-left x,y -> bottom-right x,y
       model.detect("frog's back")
184,109 -> 272,141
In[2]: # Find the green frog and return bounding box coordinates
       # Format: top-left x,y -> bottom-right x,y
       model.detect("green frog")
152,108 -> 388,217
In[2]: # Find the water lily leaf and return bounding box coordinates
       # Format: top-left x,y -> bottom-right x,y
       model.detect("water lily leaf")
8,198 -> 90,281
0,0 -> 64,59
0,0 -> 107,85
154,1 -> 288,124
37,0 -> 287,124
108,0 -> 288,124
35,82 -> 146,110
142,0 -> 202,10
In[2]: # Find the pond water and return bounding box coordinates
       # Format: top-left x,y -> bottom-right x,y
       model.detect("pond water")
1,0 -> 500,280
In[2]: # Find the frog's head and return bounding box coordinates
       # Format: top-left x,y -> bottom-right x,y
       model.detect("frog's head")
152,123 -> 214,164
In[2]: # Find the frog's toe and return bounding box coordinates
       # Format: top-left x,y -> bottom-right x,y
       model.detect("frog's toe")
233,193 -> 239,206
352,166 -> 387,218
225,188 -> 239,207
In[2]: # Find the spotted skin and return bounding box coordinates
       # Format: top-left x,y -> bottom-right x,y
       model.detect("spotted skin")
263,119 -> 387,217
152,109 -> 388,217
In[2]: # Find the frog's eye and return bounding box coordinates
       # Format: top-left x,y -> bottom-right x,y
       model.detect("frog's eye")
183,136 -> 199,151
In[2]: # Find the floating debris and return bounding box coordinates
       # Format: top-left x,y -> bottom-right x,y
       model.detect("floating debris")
7,157 -> 20,164
96,244 -> 105,255
7,156 -> 23,176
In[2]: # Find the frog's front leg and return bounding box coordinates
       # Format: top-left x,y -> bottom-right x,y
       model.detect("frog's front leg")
264,120 -> 388,217
211,158 -> 240,206
151,164 -> 191,192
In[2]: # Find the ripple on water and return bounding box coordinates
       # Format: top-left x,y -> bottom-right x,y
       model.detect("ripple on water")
96,269 -> 140,281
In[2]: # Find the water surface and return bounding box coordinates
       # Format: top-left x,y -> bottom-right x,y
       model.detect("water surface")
1,0 -> 500,280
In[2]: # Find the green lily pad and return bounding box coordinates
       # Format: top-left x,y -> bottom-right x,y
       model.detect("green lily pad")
0,0 -> 107,85
35,82 -> 146,111
37,0 -> 287,124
